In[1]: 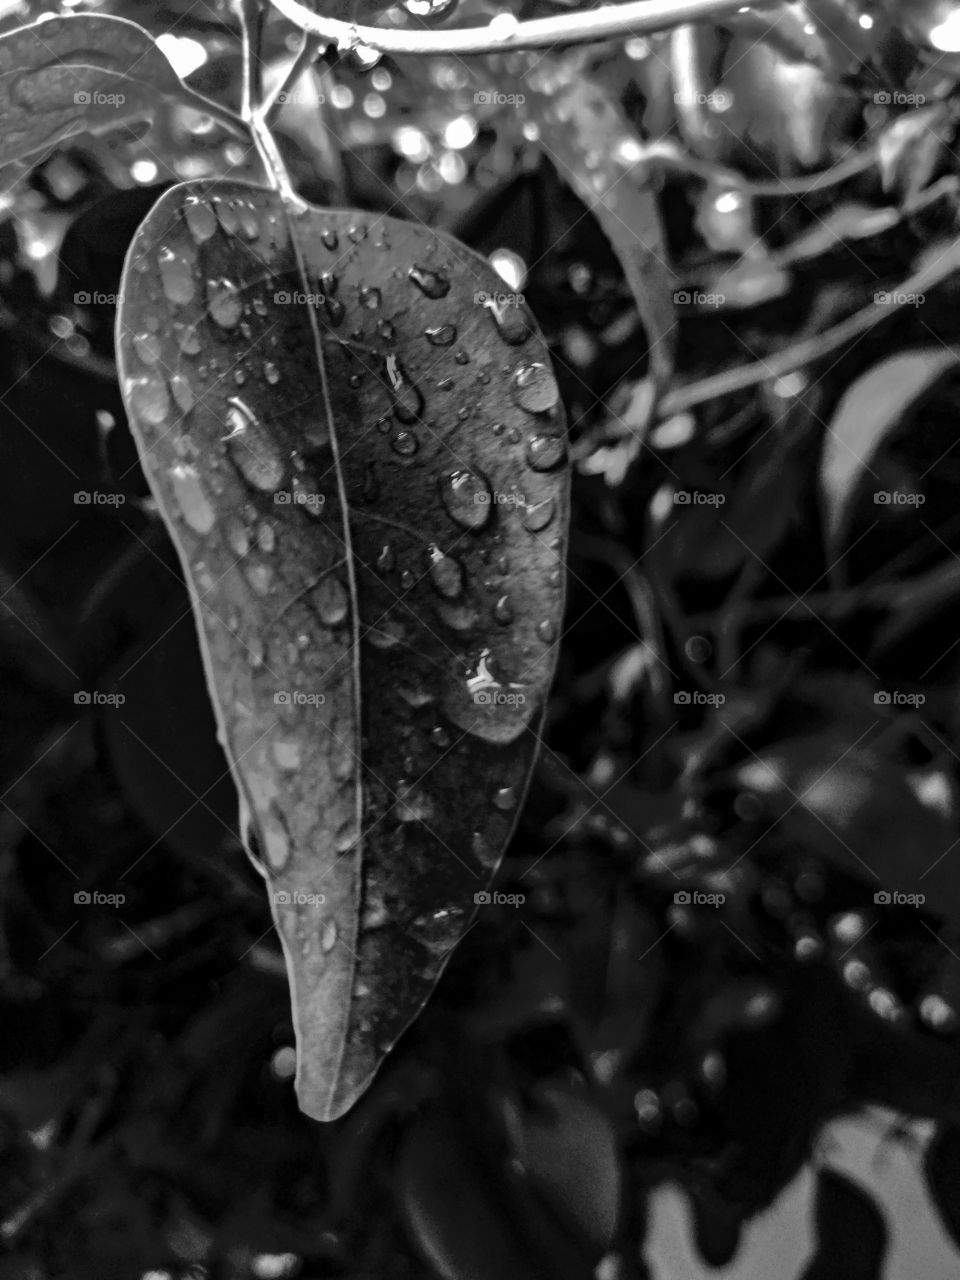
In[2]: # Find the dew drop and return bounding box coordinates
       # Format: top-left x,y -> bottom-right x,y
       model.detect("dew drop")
264,361 -> 280,385
512,362 -> 559,414
412,906 -> 463,954
126,375 -> 170,426
225,398 -> 287,491
273,739 -> 302,771
376,544 -> 395,573
224,515 -> 250,556
428,545 -> 464,599
376,319 -> 396,342
522,495 -> 556,531
391,430 -> 419,456
441,650 -> 539,744
436,600 -> 480,632
537,619 -> 557,643
245,562 -> 273,595
348,224 -> 367,244
399,685 -> 434,708
409,264 -> 451,299
321,919 -> 338,952
238,205 -> 260,241
437,376 -> 454,392
385,354 -> 423,423
158,246 -> 195,306
214,199 -> 240,236
258,521 -> 276,553
169,464 -> 215,534
316,574 -> 349,626
183,199 -> 218,243
484,295 -> 533,345
359,285 -> 382,310
526,433 -> 567,471
493,595 -> 513,625
325,296 -> 345,326
396,780 -> 433,823
133,331 -> 162,365
322,228 -> 339,250
493,786 -> 517,810
207,277 -> 243,329
425,324 -> 457,346
367,617 -> 404,648
430,725 -> 451,749
438,468 -> 493,530
177,323 -> 201,355
454,350 -> 469,366
252,296 -> 269,318
400,569 -> 416,591
169,375 -> 194,415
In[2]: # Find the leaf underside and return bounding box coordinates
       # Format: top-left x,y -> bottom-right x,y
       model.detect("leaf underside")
0,14 -> 227,172
116,180 -> 569,1121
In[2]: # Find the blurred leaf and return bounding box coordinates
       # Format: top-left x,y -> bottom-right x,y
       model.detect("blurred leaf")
820,348 -> 959,558
799,1168 -> 887,1280
116,180 -> 569,1121
0,14 -> 240,171
877,104 -> 952,201
924,1125 -> 960,1250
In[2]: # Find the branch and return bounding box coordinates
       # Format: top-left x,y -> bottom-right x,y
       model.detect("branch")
268,0 -> 762,57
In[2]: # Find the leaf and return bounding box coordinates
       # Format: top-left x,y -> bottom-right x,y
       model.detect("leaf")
820,348 -> 960,558
799,1169 -> 887,1280
115,180 -> 569,1121
0,14 -> 238,172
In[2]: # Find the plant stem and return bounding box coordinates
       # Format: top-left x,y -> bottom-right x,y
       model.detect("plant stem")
268,0 -> 766,56
234,0 -> 304,206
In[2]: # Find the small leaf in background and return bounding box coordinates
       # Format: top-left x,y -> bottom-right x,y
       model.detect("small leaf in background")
876,104 -> 952,201
819,348 -> 960,557
0,14 -> 237,172
800,1169 -> 888,1280
116,180 -> 569,1121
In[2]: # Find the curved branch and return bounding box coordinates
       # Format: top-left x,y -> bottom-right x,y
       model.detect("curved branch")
269,0 -> 760,57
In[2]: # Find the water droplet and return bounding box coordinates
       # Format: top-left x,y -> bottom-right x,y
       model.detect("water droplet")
252,296 -> 268,318
177,323 -> 201,355
376,319 -> 396,342
436,600 -> 480,632
425,324 -> 457,346
537,619 -> 557,643
349,373 -> 362,389
412,906 -> 463,954
273,739 -> 302,771
442,650 -> 539,744
376,544 -> 395,573
396,780 -> 433,823
399,684 -> 434,708
133,331 -> 162,365
325,296 -> 345,326
512,362 -> 559,413
225,398 -> 287,491
245,562 -> 273,595
400,569 -> 415,591
430,725 -> 450,748
158,246 -> 195,306
224,515 -> 250,557
348,224 -> 367,243
367,617 -> 404,648
214,199 -> 240,236
322,229 -> 339,251
234,369 -> 247,386
316,574 -> 349,626
391,430 -> 419,456
207,277 -> 243,329
454,350 -> 469,366
438,468 -> 492,530
238,205 -> 260,241
184,199 -> 218,243
526,433 -> 567,471
258,521 -> 276,553
385,354 -> 423,423
428,545 -> 464,599
359,285 -> 382,310
522,495 -> 555,531
168,375 -> 194,415
264,361 -> 280,384
493,786 -> 517,810
485,295 -> 533,345
409,264 -> 451,298
437,376 -> 454,391
169,464 -> 215,534
493,595 -> 513,625
321,919 -> 338,951
126,375 -> 170,426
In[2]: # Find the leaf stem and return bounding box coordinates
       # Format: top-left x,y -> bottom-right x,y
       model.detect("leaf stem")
268,0 -> 766,57
234,0 -> 305,207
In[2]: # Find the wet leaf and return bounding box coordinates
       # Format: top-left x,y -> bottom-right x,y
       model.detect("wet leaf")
820,348 -> 960,557
0,13 -> 237,171
115,180 -> 569,1121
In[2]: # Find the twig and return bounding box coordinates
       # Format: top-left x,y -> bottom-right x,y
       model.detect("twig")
234,0 -> 304,207
268,0 -> 766,57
